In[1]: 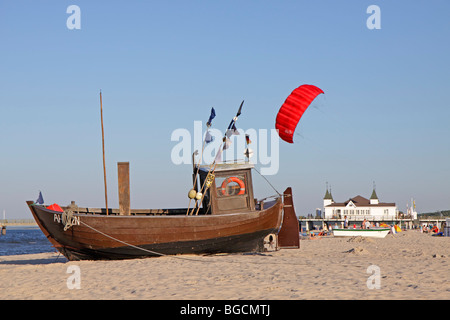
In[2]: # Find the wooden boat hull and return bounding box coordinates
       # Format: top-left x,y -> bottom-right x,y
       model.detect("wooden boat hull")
332,228 -> 390,238
27,199 -> 283,261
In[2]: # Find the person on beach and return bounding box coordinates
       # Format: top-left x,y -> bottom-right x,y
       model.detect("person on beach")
344,216 -> 348,229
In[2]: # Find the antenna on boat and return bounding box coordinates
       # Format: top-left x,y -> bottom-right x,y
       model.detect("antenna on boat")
100,90 -> 109,215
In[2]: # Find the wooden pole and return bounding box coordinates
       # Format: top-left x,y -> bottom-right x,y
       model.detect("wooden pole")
117,162 -> 130,216
100,90 -> 109,215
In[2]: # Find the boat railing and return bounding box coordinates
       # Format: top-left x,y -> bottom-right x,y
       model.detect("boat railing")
255,194 -> 281,210
61,206 -> 199,216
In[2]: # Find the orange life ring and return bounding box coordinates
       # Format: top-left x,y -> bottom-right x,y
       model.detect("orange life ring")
221,177 -> 245,196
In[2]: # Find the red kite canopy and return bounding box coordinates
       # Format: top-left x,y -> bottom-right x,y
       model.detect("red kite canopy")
275,84 -> 324,143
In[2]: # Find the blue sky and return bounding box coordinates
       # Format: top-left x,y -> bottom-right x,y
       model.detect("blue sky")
1,0 -> 449,218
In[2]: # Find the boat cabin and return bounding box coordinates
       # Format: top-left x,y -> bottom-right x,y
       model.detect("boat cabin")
196,162 -> 255,215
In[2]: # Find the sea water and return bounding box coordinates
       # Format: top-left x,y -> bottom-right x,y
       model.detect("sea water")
0,226 -> 55,256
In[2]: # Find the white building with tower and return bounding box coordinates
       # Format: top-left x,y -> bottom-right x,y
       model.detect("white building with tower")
323,186 -> 398,220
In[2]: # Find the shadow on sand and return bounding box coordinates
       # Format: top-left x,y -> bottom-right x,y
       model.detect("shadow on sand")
0,253 -> 68,265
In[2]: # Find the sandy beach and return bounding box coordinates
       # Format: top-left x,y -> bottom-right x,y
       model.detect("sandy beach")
0,230 -> 448,300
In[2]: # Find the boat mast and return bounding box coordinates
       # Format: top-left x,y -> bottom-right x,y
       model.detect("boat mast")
100,90 -> 109,215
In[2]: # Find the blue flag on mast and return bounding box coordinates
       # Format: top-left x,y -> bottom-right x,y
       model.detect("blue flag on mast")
206,107 -> 216,127
205,130 -> 214,144
205,107 -> 216,144
226,122 -> 240,138
36,191 -> 44,205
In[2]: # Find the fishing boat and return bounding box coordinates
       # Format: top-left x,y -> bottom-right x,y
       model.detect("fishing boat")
27,162 -> 298,260
332,228 -> 390,238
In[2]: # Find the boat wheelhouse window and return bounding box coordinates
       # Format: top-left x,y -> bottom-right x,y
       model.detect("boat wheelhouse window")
215,174 -> 247,197
197,163 -> 256,214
